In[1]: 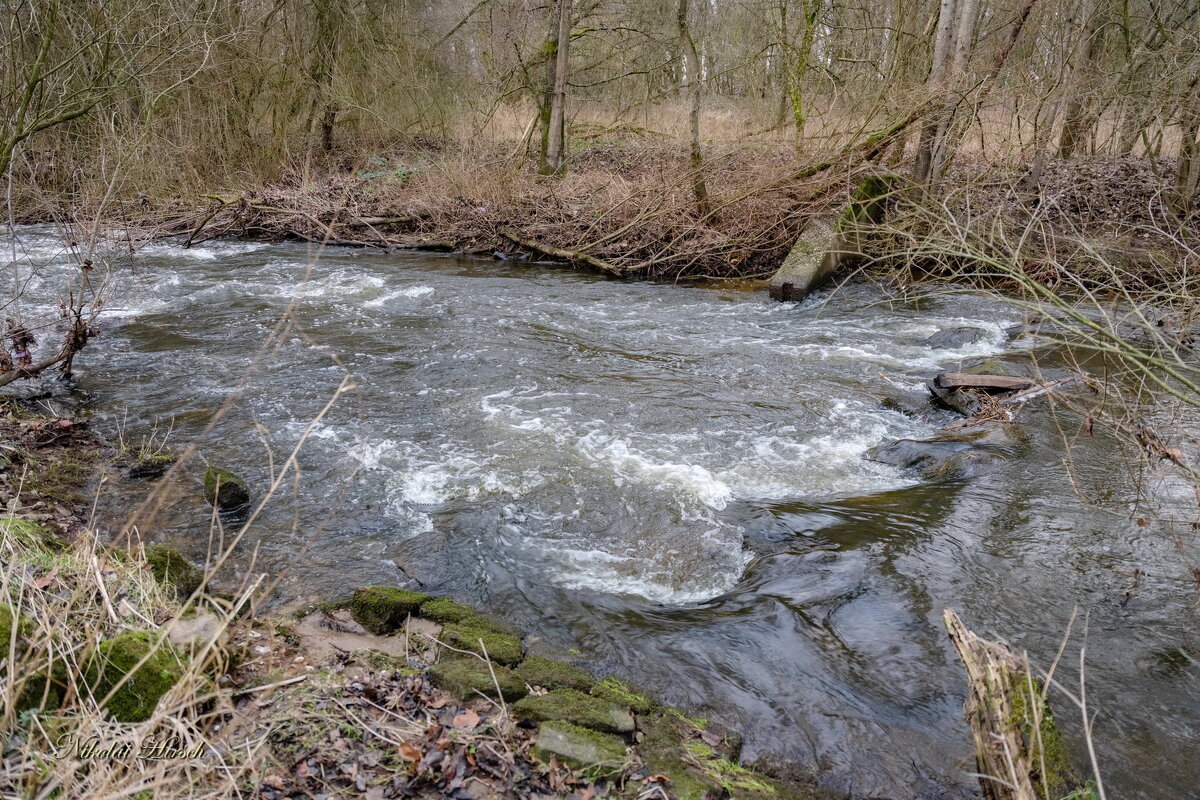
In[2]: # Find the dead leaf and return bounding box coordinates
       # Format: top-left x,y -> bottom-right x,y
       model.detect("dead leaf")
699,729 -> 723,747
451,708 -> 480,730
34,567 -> 59,589
398,741 -> 422,766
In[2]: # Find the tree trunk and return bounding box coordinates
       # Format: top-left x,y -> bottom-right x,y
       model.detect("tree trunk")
1058,0 -> 1100,159
677,0 -> 710,216
1173,78 -> 1200,215
913,0 -> 957,186
306,0 -> 341,159
545,0 -> 573,175
537,5 -> 560,175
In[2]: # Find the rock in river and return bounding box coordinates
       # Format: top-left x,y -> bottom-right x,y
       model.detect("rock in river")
923,326 -> 992,349
868,422 -> 1028,481
203,466 -> 251,511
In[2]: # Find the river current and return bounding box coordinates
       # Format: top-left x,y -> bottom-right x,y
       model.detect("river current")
4,230 -> 1198,799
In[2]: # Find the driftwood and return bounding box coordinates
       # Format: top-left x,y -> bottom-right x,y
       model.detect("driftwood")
497,225 -> 626,277
935,373 -> 1036,392
944,609 -> 1073,800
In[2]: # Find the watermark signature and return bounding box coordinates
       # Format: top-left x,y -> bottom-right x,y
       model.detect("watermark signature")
53,735 -> 204,761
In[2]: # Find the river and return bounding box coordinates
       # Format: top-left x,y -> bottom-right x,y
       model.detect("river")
5,229 -> 1198,799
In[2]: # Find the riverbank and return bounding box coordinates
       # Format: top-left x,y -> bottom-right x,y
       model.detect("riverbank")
18,141 -> 1195,290
0,398 -> 832,800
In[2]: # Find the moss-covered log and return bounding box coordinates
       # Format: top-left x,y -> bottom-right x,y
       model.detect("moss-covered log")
944,609 -> 1075,800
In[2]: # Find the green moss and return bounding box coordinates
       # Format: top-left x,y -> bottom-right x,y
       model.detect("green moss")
84,630 -> 186,722
417,596 -> 478,624
25,449 -> 98,504
531,720 -> 627,772
514,689 -> 635,734
126,452 -> 177,479
418,597 -> 517,636
637,713 -> 722,800
0,603 -> 34,655
515,655 -> 595,692
684,741 -> 777,795
202,466 -> 250,510
1007,670 -> 1073,798
440,621 -> 523,666
591,676 -> 655,714
349,586 -> 431,635
144,545 -> 205,598
838,174 -> 898,234
0,516 -> 47,547
428,655 -> 527,701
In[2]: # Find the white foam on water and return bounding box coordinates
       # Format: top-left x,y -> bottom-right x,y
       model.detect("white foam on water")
578,431 -> 734,509
363,285 -> 435,307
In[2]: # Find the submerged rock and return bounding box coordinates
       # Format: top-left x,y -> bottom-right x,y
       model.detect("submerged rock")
84,630 -> 186,722
514,688 -> 636,735
350,586 -> 431,635
868,422 -> 1028,481
923,326 -> 991,349
202,466 -> 250,511
532,720 -> 627,770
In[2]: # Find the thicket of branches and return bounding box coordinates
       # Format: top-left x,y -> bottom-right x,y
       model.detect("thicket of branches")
1,0 -> 1198,213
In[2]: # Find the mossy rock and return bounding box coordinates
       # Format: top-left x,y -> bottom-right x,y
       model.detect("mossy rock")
16,659 -> 71,714
514,688 -> 635,735
591,676 -> 656,714
144,545 -> 205,598
428,655 -> 527,701
638,714 -> 726,799
0,602 -> 34,655
0,516 -> 47,547
126,452 -> 177,479
84,630 -> 186,722
515,655 -> 595,692
418,597 -> 517,635
418,596 -> 479,625
350,586 -> 431,635
532,720 -> 626,772
440,621 -> 523,666
203,466 -> 250,511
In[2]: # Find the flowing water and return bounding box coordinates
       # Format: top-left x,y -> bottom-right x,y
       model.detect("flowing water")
5,230 -> 1199,798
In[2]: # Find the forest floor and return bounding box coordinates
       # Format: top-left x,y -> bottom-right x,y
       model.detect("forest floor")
0,397 -> 834,800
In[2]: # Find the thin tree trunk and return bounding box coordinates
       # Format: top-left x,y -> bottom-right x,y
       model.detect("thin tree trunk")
545,0 -> 573,175
929,0 -> 979,187
1174,78 -> 1200,215
1058,0 -> 1100,159
537,4 -> 559,175
677,0 -> 710,216
913,0 -> 957,186
306,0 -> 341,159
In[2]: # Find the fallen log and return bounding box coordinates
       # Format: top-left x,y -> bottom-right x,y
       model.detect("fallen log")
944,609 -> 1075,800
935,373 -> 1036,392
497,226 -> 626,277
